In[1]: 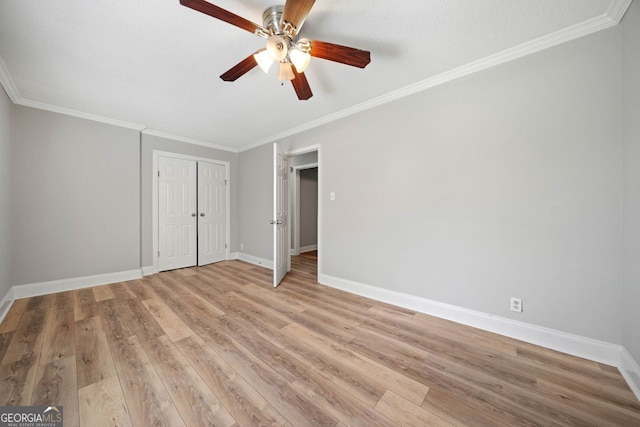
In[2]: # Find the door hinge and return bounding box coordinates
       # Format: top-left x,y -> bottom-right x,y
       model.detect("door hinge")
225,243 -> 228,249
225,179 -> 227,185
157,251 -> 160,257
157,170 -> 160,177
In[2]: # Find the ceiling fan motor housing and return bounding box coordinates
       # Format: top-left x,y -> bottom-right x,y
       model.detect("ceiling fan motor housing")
263,5 -> 285,34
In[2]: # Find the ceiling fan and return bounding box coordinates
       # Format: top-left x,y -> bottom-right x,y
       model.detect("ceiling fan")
179,0 -> 371,100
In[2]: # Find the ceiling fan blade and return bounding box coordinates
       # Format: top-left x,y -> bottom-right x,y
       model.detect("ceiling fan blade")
282,0 -> 316,32
309,40 -> 371,68
291,69 -> 313,100
220,52 -> 259,81
180,0 -> 264,34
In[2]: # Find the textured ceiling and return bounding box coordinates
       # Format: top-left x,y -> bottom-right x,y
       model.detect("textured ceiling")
0,0 -> 631,152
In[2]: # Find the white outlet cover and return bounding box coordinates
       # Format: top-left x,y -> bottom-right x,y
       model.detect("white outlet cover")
510,297 -> 523,313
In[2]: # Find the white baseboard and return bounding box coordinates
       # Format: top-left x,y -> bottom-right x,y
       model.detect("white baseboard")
141,265 -> 155,276
300,245 -> 317,253
0,287 -> 15,325
0,269 -> 144,325
12,269 -> 143,300
320,265 -> 640,401
620,348 -> 640,401
229,252 -> 273,270
1,264 -> 637,401
318,273 -> 624,367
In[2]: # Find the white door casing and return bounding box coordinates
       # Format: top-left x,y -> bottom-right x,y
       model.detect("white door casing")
273,143 -> 289,287
158,156 -> 197,271
198,161 -> 227,266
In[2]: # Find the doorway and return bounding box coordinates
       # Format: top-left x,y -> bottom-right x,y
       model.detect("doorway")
290,250 -> 317,280
287,148 -> 319,282
291,164 -> 318,256
152,151 -> 230,274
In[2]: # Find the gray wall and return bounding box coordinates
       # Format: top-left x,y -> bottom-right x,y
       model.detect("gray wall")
11,106 -> 141,285
299,167 -> 318,248
622,0 -> 640,363
277,27 -> 624,344
238,143 -> 273,260
140,133 -> 239,267
0,88 -> 11,300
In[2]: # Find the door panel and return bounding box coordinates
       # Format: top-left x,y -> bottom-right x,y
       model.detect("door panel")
273,143 -> 289,287
159,157 -> 197,271
198,161 -> 227,266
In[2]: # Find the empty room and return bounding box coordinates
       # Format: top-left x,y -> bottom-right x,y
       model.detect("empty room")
1,0 -> 640,425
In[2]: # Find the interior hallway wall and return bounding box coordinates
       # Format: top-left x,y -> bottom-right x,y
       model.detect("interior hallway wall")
299,167 -> 318,249
290,151 -> 318,250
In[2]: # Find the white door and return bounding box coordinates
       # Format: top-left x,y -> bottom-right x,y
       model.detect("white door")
158,156 -> 197,271
198,161 -> 227,266
273,143 -> 290,287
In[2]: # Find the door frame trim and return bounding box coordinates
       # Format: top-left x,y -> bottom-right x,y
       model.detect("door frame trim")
152,150 -> 231,274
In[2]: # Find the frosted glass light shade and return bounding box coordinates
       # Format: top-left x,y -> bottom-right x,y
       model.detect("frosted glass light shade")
266,35 -> 288,61
289,48 -> 311,73
254,49 -> 274,73
278,62 -> 295,81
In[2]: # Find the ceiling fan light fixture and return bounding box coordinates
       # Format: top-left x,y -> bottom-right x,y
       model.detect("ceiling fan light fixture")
254,49 -> 274,73
180,0 -> 371,101
289,48 -> 310,73
278,62 -> 295,81
266,35 -> 288,61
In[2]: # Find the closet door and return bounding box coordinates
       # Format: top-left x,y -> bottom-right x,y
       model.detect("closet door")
198,161 -> 227,266
158,156 -> 197,271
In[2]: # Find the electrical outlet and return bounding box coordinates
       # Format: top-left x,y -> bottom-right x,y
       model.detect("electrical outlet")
510,297 -> 523,313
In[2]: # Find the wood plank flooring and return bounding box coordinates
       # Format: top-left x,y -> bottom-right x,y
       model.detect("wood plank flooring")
1,253 -> 639,426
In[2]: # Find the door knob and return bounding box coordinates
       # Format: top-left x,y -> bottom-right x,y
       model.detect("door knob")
191,213 -> 196,217
276,220 -> 283,225
270,220 -> 275,224
200,213 -> 205,217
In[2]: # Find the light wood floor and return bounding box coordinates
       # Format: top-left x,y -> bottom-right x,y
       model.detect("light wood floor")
1,254 -> 639,426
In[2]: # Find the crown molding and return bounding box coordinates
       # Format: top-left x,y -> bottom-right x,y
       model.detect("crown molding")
17,98 -> 146,131
142,129 -> 239,153
1,0 -> 631,153
0,56 -> 20,103
608,0 -> 634,22
241,0 -> 632,152
1,54 -> 146,131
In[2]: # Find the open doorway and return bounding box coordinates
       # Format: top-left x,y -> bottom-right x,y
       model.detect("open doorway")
297,167 -> 318,254
289,149 -> 318,280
